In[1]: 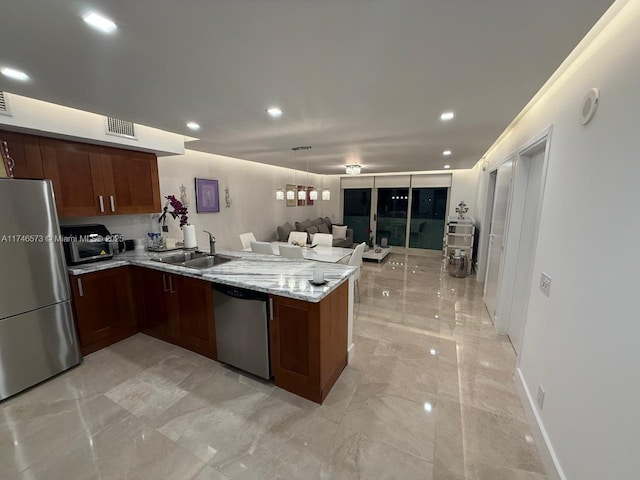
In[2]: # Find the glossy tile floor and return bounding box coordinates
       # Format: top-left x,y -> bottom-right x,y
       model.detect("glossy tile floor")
1,251 -> 546,479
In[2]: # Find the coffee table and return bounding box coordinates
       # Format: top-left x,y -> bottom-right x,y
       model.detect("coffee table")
362,245 -> 391,263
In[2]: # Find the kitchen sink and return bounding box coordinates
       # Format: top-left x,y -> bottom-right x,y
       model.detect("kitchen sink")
152,251 -> 238,269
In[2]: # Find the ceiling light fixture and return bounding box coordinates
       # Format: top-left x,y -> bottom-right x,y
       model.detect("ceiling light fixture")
83,12 -> 117,34
1,67 -> 29,82
444,165 -> 451,169
345,164 -> 361,175
186,121 -> 200,130
266,107 -> 282,118
443,150 -> 452,156
440,111 -> 455,121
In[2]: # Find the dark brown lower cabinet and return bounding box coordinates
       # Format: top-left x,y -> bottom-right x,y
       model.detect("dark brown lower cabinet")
270,281 -> 348,403
135,267 -> 217,360
70,267 -> 137,355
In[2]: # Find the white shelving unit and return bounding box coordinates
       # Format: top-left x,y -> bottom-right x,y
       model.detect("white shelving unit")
443,216 -> 475,274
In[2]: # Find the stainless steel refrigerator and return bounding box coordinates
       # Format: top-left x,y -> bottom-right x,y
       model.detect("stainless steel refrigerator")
0,179 -> 81,401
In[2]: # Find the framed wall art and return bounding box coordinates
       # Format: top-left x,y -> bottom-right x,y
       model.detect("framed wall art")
195,178 -> 220,213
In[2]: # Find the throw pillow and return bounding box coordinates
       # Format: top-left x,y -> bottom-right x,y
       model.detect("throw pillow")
277,223 -> 293,242
317,223 -> 330,234
333,225 -> 347,240
306,225 -> 319,235
312,217 -> 324,226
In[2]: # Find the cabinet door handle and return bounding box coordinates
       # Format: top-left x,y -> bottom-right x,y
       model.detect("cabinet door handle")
110,195 -> 115,212
162,274 -> 168,292
169,276 -> 175,293
268,297 -> 274,320
77,278 -> 84,297
98,195 -> 105,213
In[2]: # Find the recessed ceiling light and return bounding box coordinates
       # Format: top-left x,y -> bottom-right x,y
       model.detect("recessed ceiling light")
1,67 -> 29,82
266,107 -> 282,118
440,111 -> 455,121
444,165 -> 451,169
83,12 -> 117,34
443,150 -> 452,156
186,122 -> 200,130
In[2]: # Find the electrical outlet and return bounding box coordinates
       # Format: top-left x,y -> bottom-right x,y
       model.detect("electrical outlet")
539,272 -> 551,297
537,385 -> 546,409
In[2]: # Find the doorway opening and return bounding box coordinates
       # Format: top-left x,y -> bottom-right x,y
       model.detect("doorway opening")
482,129 -> 551,355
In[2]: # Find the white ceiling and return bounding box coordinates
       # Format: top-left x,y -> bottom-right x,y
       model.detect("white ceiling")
1,0 -> 614,174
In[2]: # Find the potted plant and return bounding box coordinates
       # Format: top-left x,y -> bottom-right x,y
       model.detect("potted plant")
159,195 -> 189,230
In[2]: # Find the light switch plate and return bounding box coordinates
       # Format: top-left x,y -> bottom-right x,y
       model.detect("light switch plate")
540,272 -> 551,297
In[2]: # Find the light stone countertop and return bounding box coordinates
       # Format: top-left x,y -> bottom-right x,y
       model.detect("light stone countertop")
67,248 -> 356,303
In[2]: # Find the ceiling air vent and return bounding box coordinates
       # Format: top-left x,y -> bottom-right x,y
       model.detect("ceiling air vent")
105,117 -> 137,140
0,92 -> 12,117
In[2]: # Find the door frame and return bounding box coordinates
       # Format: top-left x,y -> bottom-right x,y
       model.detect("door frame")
494,127 -> 553,344
477,168 -> 497,282
483,155 -> 515,324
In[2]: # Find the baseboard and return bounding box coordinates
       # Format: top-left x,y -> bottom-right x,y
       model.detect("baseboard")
515,367 -> 566,480
348,343 -> 355,363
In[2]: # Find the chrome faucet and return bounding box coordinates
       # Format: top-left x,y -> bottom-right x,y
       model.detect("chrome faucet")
203,230 -> 216,254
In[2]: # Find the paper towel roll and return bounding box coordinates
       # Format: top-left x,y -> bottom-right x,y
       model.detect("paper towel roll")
183,225 -> 197,249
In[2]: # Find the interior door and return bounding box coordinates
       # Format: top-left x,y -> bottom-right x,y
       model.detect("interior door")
484,159 -> 513,323
507,150 -> 545,354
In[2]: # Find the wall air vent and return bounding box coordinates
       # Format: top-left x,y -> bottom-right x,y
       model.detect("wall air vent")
105,116 -> 137,140
0,92 -> 12,117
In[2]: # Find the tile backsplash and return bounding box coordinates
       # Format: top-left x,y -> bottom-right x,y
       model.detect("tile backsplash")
60,214 -> 161,243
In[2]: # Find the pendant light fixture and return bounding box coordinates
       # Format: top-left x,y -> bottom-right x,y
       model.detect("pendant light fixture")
293,146 -> 311,201
318,173 -> 331,201
305,147 -> 318,201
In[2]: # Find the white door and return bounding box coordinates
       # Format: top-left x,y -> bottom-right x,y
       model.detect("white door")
507,150 -> 545,353
484,159 -> 513,322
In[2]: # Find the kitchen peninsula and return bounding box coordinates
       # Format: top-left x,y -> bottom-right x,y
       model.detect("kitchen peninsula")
67,249 -> 356,404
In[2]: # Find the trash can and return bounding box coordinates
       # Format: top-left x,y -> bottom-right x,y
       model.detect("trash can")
448,250 -> 468,278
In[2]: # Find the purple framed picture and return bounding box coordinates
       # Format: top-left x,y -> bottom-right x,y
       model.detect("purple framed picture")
195,178 -> 220,213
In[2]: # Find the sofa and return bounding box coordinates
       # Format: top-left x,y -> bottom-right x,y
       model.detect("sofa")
276,217 -> 354,248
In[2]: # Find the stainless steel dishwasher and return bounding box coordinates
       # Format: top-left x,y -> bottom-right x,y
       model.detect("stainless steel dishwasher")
212,284 -> 270,379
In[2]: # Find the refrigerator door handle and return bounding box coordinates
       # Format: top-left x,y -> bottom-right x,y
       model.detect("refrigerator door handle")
169,276 -> 175,293
98,195 -> 105,213
268,297 -> 274,320
162,274 -> 168,292
77,278 -> 84,297
110,195 -> 115,212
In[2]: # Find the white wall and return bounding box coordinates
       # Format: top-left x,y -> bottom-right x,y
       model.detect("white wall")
474,1 -> 640,478
0,92 -> 186,155
449,167 -> 480,219
158,149 -> 340,250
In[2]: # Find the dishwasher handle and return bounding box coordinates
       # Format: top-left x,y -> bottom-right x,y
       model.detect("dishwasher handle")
213,284 -> 268,302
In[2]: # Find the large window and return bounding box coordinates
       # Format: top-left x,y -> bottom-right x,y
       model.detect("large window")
408,188 -> 447,250
376,188 -> 409,247
343,188 -> 371,244
342,181 -> 449,250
